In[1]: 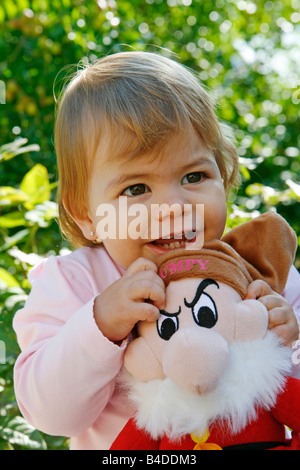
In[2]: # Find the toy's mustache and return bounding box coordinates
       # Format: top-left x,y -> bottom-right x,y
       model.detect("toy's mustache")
121,332 -> 290,441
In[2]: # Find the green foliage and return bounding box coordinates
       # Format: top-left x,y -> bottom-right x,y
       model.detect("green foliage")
0,0 -> 299,450
0,141 -> 69,449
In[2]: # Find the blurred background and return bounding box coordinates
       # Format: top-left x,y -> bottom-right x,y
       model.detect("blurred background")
0,0 -> 299,449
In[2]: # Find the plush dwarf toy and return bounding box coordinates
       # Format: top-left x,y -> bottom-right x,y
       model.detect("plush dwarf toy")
111,213 -> 300,450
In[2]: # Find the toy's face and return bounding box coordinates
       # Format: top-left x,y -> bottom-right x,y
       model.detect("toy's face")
156,278 -> 241,344
124,276 -> 269,395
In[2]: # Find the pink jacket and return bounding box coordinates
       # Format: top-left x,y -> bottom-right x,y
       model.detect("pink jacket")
13,246 -> 300,450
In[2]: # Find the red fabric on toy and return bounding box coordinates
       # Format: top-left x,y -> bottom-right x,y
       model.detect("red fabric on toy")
111,377 -> 300,451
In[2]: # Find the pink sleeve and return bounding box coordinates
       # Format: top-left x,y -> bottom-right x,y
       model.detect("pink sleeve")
283,265 -> 300,325
283,265 -> 300,380
13,253 -> 126,437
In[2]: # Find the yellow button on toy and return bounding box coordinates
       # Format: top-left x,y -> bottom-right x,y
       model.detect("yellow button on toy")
191,430 -> 222,450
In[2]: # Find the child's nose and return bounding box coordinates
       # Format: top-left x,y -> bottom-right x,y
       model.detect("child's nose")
153,202 -> 183,222
152,190 -> 192,222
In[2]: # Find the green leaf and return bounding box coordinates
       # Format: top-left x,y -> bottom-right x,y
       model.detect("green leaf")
0,186 -> 29,206
0,437 -> 12,450
239,165 -> 251,181
0,5 -> 5,24
0,267 -> 20,288
0,229 -> 30,252
20,164 -> 51,208
25,201 -> 58,227
245,183 -> 264,196
286,179 -> 300,199
0,210 -> 26,228
0,139 -> 40,162
0,416 -> 47,450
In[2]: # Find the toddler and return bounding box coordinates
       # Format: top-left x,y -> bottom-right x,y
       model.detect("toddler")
13,51 -> 300,450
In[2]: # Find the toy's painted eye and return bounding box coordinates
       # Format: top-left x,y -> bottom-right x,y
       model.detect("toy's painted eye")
191,293 -> 217,328
157,309 -> 180,341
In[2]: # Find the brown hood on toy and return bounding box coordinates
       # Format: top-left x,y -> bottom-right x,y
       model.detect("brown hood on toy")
157,212 -> 297,297
158,241 -> 253,299
222,212 -> 297,294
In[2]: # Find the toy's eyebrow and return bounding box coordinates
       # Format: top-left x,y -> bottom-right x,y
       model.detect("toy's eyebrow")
159,306 -> 181,317
184,278 -> 219,308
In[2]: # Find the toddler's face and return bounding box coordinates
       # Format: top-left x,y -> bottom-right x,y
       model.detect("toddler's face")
82,130 -> 227,269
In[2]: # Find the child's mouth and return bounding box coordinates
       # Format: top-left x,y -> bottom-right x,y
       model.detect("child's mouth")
149,231 -> 197,251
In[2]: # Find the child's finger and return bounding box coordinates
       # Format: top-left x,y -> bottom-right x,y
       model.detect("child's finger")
270,324 -> 288,342
126,257 -> 158,275
258,294 -> 284,311
129,269 -> 166,302
131,301 -> 161,323
268,307 -> 288,329
129,278 -> 165,310
270,321 -> 299,347
245,280 -> 274,300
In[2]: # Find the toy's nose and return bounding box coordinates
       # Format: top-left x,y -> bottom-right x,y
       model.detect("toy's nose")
162,327 -> 229,395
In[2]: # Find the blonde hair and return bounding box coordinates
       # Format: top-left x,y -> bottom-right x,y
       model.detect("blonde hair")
55,51 -> 240,248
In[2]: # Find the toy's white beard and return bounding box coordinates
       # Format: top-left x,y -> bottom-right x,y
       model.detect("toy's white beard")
121,332 -> 291,441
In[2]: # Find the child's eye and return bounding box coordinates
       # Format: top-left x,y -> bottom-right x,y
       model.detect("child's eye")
122,184 -> 150,197
181,172 -> 204,184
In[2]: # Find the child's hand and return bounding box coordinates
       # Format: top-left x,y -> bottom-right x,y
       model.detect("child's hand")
93,257 -> 165,343
245,280 -> 299,347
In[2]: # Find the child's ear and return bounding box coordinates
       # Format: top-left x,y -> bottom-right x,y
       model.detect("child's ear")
63,198 -> 96,241
71,215 -> 95,240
